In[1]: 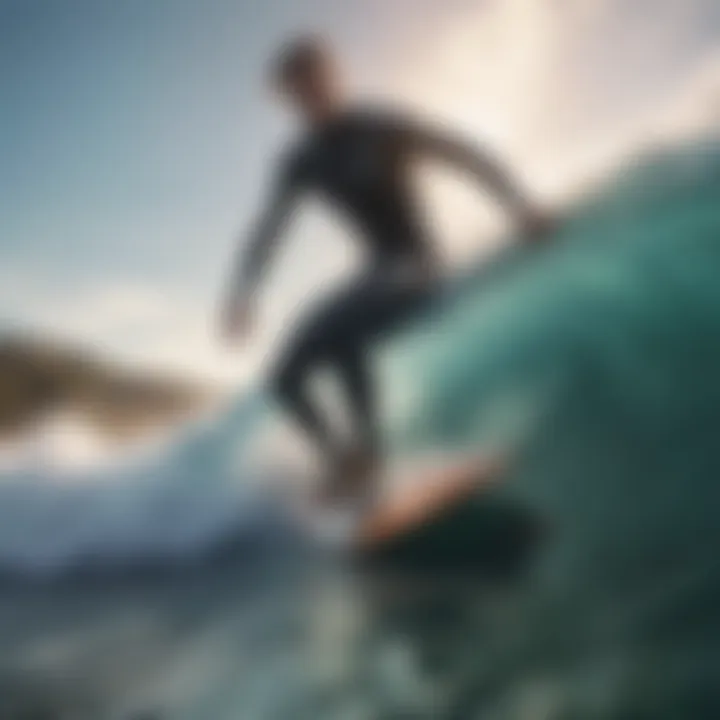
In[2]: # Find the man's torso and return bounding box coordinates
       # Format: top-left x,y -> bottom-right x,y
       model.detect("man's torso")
285,109 -> 429,262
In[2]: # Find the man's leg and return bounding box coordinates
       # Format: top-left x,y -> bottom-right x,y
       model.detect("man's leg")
323,270 -> 435,493
273,353 -> 336,459
335,344 -> 380,459
273,340 -> 379,503
271,309 -> 349,465
271,268 -> 434,485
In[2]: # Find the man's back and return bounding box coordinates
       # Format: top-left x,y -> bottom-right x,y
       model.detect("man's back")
283,108 -> 430,262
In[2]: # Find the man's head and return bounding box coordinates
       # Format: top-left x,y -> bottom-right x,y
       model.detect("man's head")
270,36 -> 343,125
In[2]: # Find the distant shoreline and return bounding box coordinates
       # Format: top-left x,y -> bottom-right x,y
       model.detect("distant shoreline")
0,333 -> 210,442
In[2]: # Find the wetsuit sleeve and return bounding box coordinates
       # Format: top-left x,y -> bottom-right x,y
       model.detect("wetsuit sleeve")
230,156 -> 303,301
387,113 -> 532,218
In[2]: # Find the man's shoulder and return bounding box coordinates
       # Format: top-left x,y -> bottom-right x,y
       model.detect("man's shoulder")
345,102 -> 412,128
344,103 -> 427,144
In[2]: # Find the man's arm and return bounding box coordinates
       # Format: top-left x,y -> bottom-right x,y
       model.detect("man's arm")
221,172 -> 299,342
397,117 -> 552,237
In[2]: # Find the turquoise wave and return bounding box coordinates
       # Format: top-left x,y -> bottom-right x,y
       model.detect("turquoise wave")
371,136 -> 720,715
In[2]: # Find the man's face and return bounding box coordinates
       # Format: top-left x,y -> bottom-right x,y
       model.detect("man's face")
279,51 -> 341,125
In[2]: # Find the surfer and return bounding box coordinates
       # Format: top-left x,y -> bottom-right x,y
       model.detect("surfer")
221,37 -> 552,502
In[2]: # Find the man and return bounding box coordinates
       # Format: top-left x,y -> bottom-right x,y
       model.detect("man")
221,37 -> 550,502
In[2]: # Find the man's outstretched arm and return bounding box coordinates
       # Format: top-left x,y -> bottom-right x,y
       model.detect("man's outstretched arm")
221,176 -> 298,342
400,119 -> 552,238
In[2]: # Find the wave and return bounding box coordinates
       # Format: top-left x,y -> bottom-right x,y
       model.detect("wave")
1,136 -> 718,577
0,393 -> 294,576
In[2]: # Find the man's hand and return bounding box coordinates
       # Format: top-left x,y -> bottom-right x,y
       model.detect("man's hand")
220,295 -> 254,346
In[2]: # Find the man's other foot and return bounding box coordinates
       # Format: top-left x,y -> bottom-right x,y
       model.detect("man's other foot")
318,447 -> 381,506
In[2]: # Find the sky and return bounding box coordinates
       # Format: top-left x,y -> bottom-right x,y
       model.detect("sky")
1,0 -> 718,385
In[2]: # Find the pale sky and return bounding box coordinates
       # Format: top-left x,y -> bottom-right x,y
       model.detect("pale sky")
1,0 -> 718,385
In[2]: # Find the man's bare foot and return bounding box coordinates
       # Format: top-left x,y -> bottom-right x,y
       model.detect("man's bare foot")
318,446 -> 380,506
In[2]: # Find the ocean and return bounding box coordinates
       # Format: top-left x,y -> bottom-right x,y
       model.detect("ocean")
1,136 -> 719,719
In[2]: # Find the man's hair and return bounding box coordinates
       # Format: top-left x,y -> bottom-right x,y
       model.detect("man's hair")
270,36 -> 329,88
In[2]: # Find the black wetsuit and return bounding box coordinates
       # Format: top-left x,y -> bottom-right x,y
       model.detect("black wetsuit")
281,109 -> 433,262
239,107 -> 526,463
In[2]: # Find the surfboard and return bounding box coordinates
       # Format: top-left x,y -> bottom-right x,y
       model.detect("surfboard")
295,455 -> 503,547
354,455 -> 505,552
345,455 -> 546,579
293,453 -> 543,577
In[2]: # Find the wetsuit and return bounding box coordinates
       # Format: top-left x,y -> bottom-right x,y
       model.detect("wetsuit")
236,107 -> 528,464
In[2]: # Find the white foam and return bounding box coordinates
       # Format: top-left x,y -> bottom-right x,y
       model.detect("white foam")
0,394 -> 270,576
